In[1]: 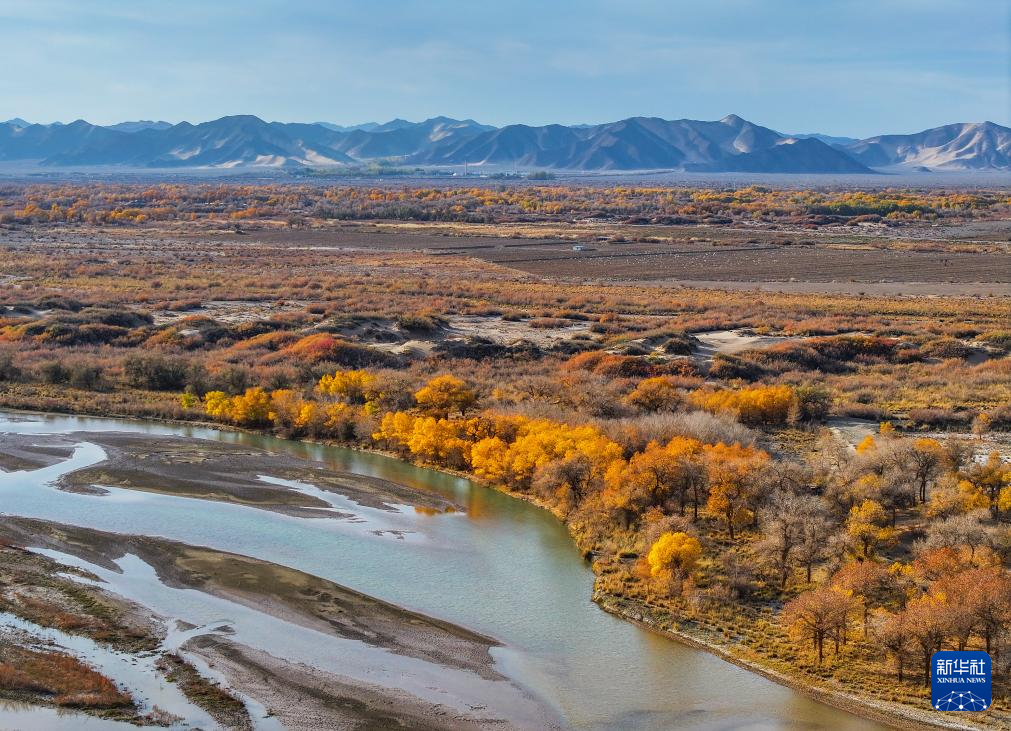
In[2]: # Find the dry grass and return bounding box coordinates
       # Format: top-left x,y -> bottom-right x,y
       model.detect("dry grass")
0,190 -> 1009,729
0,645 -> 130,708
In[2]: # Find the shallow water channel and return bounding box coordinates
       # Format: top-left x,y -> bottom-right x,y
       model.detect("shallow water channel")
0,412 -> 886,730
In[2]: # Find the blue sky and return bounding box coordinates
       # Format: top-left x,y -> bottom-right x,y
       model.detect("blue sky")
1,0 -> 1007,136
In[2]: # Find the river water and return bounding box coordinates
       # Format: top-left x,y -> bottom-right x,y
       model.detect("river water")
0,412 -> 885,730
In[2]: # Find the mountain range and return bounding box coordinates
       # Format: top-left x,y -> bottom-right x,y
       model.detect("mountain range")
0,114 -> 1007,173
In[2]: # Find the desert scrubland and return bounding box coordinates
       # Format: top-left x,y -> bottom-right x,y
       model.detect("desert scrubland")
0,181 -> 1009,729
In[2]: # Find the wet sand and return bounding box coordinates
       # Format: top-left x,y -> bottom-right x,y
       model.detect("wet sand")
0,429 -> 555,730
1,415 -> 903,731
0,433 -> 76,472
30,431 -> 460,517
0,515 -> 557,730
0,540 -> 230,727
0,517 -> 503,678
189,636 -> 522,731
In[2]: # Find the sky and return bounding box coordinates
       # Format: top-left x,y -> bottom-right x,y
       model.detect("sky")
1,0 -> 1007,137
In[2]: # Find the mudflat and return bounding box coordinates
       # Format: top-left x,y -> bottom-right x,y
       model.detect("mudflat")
32,430 -> 461,516
0,516 -> 554,730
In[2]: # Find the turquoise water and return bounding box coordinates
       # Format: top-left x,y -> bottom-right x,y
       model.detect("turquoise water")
0,412 -> 886,730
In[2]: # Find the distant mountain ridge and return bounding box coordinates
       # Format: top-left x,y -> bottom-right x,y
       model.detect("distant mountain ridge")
788,132 -> 860,147
842,122 -> 1010,171
0,114 -> 1006,172
407,115 -> 869,173
104,120 -> 173,133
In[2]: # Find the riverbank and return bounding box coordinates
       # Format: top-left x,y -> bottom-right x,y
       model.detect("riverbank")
595,596 -> 986,731
0,420 -> 563,730
455,478 -> 1007,731
0,539 -> 245,727
292,437 -> 1010,731
0,406 -> 1004,730
0,513 -> 560,731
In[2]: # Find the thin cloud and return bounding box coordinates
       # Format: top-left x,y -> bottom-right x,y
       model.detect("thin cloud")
0,0 -> 1005,133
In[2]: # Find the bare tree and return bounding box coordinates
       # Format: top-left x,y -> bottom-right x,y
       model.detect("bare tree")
879,612 -> 914,682
783,587 -> 855,664
921,510 -> 991,559
903,598 -> 953,686
757,491 -> 829,590
877,468 -> 916,527
942,438 -> 975,472
908,440 -> 945,503
796,506 -> 838,583
833,560 -> 894,638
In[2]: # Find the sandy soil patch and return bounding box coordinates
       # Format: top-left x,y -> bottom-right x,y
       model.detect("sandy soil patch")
448,314 -> 590,347
692,329 -> 800,364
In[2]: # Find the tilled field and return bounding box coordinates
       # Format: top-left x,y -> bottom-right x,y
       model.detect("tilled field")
486,244 -> 1011,283
4,223 -> 1009,292
214,225 -> 1011,286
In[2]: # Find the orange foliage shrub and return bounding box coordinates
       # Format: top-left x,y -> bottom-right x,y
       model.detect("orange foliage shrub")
689,385 -> 796,425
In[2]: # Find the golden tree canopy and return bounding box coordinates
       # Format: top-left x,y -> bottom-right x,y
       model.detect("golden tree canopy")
414,375 -> 477,417
646,531 -> 702,577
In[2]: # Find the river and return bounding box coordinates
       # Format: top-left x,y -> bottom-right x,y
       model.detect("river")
0,412 -> 886,730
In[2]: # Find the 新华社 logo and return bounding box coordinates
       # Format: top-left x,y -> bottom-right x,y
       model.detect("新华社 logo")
931,651 -> 991,712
